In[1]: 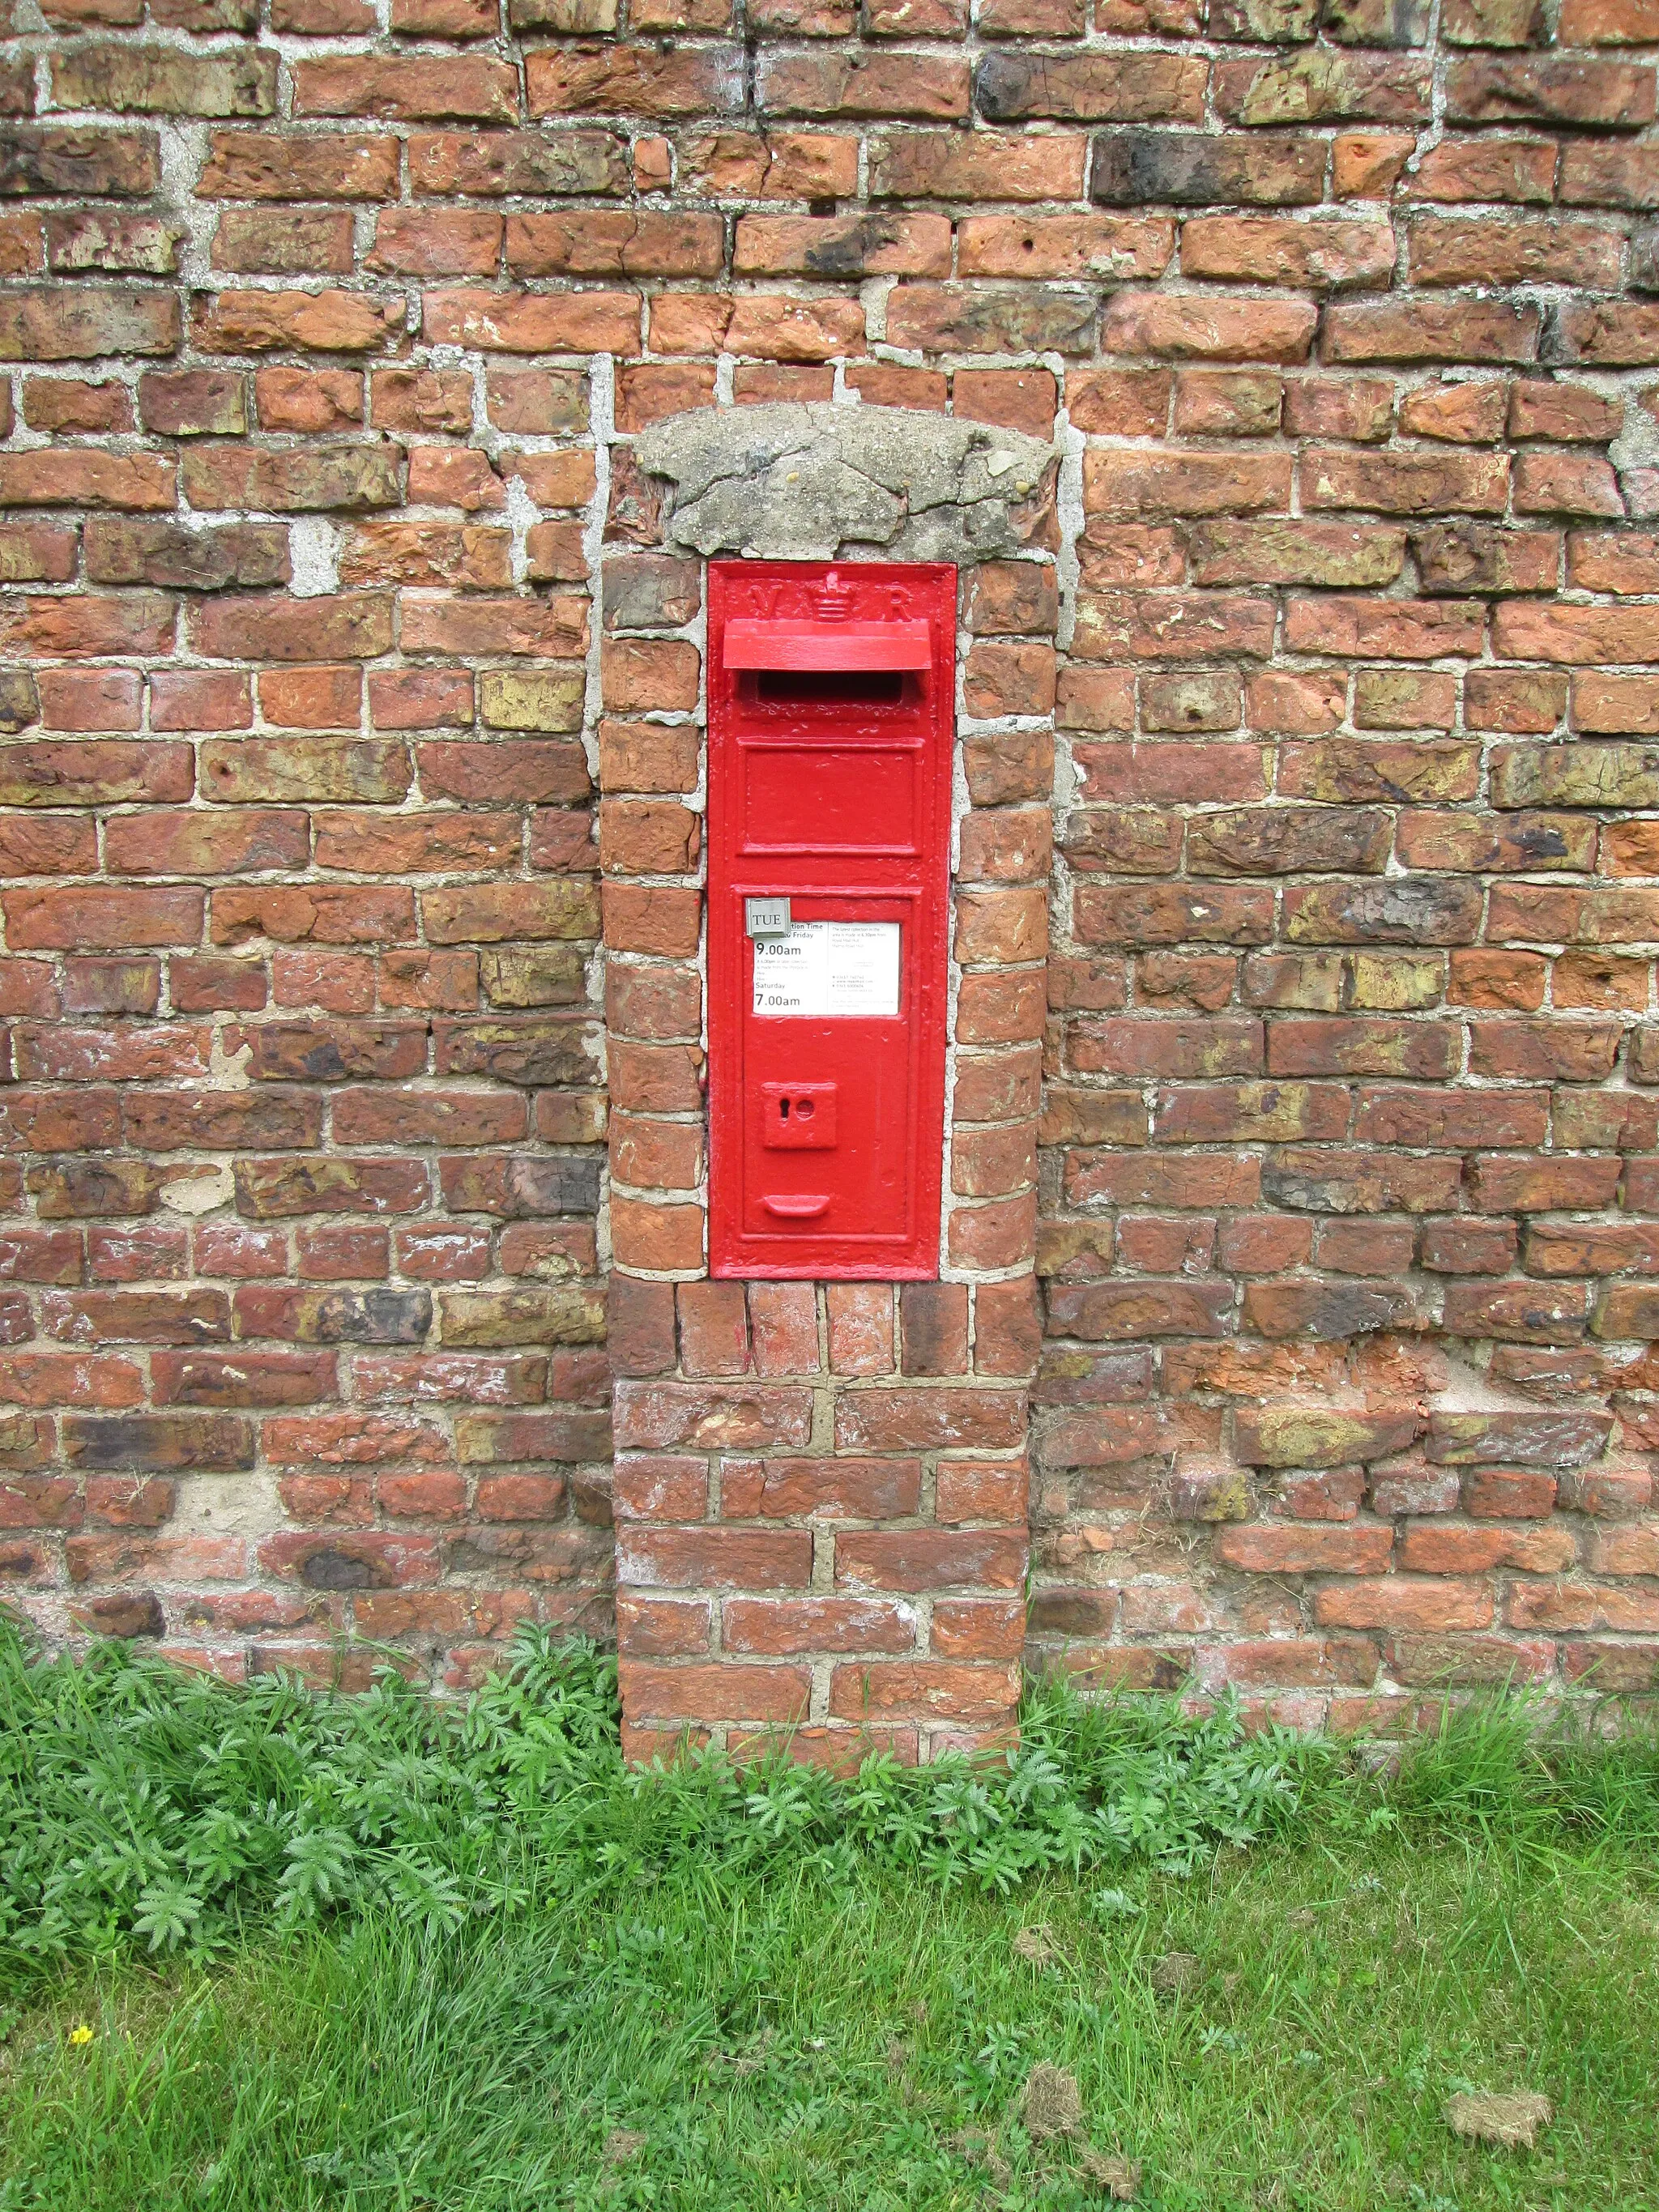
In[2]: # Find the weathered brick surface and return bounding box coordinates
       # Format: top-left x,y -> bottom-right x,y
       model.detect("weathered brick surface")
611,1276 -> 1030,1761
3,0 -> 1659,1725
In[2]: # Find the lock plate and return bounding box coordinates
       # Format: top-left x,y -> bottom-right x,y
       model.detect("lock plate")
759,1081 -> 838,1149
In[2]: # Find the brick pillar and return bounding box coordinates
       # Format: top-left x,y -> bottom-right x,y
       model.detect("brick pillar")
601,533 -> 1054,1764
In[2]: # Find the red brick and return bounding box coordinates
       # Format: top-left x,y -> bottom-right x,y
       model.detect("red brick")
611,1113 -> 702,1192
421,288 -> 641,355
1314,1577 -> 1495,1630
12,0 -> 1659,1720
1324,296 -> 1539,364
1216,1524 -> 1393,1574
620,1660 -> 811,1724
935,1457 -> 1029,1524
954,367 -> 1060,438
722,1457 -> 922,1520
825,1285 -> 893,1376
612,1455 -> 707,1523
834,1528 -> 1026,1591
615,1593 -> 710,1658
677,1282 -> 748,1377
746,1283 -> 819,1375
827,1660 -> 1021,1724
618,1528 -> 811,1590
723,1597 -> 915,1655
1103,290 -> 1317,363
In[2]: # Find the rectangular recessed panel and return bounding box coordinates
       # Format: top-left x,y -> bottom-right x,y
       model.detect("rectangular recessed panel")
743,748 -> 915,854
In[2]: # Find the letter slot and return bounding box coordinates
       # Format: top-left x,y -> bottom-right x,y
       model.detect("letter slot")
707,560 -> 955,1279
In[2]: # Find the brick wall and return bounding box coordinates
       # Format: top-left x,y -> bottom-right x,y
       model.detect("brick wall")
4,0 -> 1659,1727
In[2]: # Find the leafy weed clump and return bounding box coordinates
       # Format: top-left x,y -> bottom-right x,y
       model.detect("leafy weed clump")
2,1618 -> 1655,1984
0,1622 -> 1321,1976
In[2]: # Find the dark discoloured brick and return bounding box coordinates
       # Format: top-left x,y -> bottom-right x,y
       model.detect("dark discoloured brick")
439,1155 -> 605,1217
0,130 -> 161,198
978,51 -> 1207,125
70,1591 -> 166,1639
0,671 -> 40,733
1187,808 -> 1392,876
602,554 -> 702,631
433,1017 -> 601,1087
237,1289 -> 434,1345
1090,130 -> 1324,206
28,1160 -> 174,1218
84,519 -> 291,590
62,1415 -> 255,1471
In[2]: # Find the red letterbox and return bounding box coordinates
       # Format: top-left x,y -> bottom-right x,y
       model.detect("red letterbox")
707,560 -> 956,1280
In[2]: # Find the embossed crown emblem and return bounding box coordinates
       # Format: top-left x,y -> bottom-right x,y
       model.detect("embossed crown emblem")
810,572 -> 855,621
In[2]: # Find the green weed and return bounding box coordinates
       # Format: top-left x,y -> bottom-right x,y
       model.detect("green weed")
2,1617 -> 1657,1983
0,1621 -> 1339,1975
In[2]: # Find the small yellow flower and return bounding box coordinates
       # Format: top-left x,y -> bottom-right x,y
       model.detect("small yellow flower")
67,2023 -> 95,2048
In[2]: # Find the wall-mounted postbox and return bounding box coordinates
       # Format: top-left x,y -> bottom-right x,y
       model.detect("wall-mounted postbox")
707,560 -> 956,1280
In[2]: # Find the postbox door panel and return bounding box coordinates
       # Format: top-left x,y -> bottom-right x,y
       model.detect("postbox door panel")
708,560 -> 955,1281
737,892 -> 919,1254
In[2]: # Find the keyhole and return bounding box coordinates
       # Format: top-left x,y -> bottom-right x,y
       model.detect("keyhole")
779,1098 -> 789,1120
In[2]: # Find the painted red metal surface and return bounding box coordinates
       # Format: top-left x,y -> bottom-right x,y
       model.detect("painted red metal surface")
723,617 -> 934,671
707,559 -> 956,1281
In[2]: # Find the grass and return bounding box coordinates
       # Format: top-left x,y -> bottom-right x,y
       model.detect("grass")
6,1836 -> 1657,2210
1,1626 -> 1657,2210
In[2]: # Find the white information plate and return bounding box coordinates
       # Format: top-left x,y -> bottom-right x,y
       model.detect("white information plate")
752,921 -> 901,1019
